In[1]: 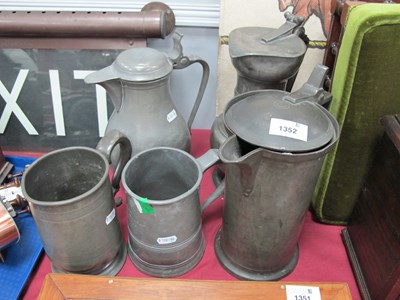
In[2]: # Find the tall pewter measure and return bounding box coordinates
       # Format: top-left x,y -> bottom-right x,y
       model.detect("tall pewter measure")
230,12 -> 306,95
214,65 -> 339,280
211,13 -> 307,184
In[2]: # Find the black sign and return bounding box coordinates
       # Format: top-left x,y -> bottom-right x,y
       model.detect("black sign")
0,49 -> 122,152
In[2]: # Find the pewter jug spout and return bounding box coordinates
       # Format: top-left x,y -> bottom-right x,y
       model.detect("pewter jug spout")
97,79 -> 123,112
219,134 -> 260,164
219,136 -> 264,193
84,71 -> 123,111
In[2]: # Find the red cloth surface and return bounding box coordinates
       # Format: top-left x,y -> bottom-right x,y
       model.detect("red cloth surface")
21,130 -> 361,299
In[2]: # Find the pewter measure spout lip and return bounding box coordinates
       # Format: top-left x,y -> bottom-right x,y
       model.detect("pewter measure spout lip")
83,66 -> 119,84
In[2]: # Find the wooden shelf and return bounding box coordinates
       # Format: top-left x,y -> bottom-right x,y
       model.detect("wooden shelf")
39,273 -> 352,300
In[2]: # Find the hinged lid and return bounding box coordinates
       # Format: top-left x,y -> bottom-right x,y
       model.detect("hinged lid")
224,91 -> 334,152
112,47 -> 173,81
223,64 -> 337,153
229,27 -> 306,59
229,12 -> 306,59
86,47 -> 173,83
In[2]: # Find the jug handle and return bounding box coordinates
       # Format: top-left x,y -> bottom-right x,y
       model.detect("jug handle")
195,148 -> 225,212
201,180 -> 224,213
170,32 -> 210,129
96,130 -> 132,196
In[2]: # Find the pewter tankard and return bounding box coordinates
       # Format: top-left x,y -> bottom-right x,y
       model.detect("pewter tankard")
122,147 -> 219,277
21,130 -> 131,275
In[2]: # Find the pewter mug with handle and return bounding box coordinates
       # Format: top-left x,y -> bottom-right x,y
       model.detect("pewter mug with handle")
122,147 -> 219,277
21,130 -> 131,276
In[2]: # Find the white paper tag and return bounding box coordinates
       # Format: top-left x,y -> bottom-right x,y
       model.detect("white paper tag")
157,235 -> 177,245
167,109 -> 177,123
105,208 -> 116,225
269,118 -> 308,142
285,285 -> 321,300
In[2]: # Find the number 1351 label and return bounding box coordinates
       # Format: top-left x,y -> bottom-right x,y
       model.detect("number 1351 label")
285,285 -> 321,300
269,118 -> 308,142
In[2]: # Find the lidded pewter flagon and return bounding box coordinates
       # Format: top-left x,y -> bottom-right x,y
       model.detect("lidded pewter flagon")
214,65 -> 339,280
85,32 -> 209,157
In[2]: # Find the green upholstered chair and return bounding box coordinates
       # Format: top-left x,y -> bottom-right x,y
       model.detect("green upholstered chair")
312,2 -> 400,224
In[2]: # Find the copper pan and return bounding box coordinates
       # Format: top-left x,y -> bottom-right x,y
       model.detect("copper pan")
0,203 -> 20,251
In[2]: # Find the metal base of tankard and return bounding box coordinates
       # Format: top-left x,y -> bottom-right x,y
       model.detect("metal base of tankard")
51,242 -> 127,276
214,229 -> 299,281
128,233 -> 206,278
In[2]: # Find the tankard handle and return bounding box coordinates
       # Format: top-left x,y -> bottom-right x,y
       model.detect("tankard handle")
201,180 -> 224,213
96,130 -> 132,195
170,32 -> 210,129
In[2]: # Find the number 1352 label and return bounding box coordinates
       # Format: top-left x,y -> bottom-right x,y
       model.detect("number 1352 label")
269,118 -> 308,142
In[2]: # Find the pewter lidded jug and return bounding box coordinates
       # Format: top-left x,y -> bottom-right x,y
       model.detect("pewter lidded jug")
214,65 -> 339,280
85,32 -> 209,155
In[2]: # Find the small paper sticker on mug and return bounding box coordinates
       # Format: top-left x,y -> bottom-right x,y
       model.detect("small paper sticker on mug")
134,197 -> 155,214
167,109 -> 177,123
157,235 -> 177,245
105,208 -> 116,225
